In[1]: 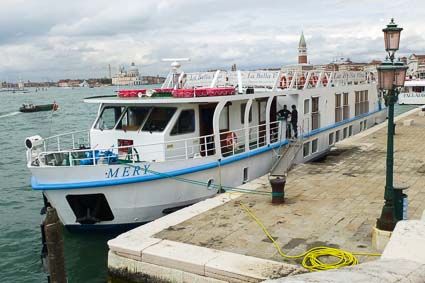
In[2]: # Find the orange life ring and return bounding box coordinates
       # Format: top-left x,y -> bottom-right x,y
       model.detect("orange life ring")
321,76 -> 328,86
309,76 -> 318,86
279,76 -> 287,88
298,76 -> 306,86
279,76 -> 293,88
225,132 -> 238,149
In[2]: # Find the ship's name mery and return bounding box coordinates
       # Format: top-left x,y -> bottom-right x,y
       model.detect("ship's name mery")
105,165 -> 151,178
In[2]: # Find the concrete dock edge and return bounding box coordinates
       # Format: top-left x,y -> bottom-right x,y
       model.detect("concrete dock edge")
108,107 -> 425,283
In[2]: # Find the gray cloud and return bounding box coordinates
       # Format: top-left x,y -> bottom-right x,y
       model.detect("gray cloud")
0,0 -> 424,81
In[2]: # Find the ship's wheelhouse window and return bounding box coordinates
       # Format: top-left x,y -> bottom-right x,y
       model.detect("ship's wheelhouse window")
171,110 -> 195,135
95,106 -> 124,130
142,107 -> 176,132
116,107 -> 150,131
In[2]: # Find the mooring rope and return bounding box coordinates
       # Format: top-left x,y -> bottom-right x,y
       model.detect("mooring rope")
117,160 -> 281,196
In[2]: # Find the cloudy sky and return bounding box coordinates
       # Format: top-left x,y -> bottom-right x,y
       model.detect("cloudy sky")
1,0 -> 424,82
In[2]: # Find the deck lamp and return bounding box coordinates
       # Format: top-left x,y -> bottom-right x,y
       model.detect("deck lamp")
376,19 -> 408,232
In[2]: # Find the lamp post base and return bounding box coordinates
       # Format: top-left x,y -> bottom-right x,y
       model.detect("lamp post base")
372,225 -> 392,252
377,203 -> 396,231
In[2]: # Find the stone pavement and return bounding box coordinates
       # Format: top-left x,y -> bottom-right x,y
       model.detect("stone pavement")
155,110 -> 425,266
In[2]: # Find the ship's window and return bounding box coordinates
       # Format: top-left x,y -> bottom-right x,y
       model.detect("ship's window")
219,105 -> 229,130
335,130 -> 340,142
349,125 -> 353,136
329,132 -> 334,145
240,103 -> 252,124
243,167 -> 249,183
117,107 -> 150,131
171,110 -> 195,135
259,101 -> 267,123
304,99 -> 310,114
95,106 -> 124,130
303,141 -> 310,157
343,127 -> 348,139
312,138 -> 318,153
142,107 -> 176,132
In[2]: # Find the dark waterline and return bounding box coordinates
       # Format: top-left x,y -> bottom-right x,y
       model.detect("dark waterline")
0,86 -> 417,282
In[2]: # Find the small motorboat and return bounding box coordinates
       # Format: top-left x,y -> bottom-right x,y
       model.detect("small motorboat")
19,103 -> 58,113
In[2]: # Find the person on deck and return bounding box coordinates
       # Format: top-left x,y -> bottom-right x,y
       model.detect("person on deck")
277,105 -> 291,138
291,105 -> 298,138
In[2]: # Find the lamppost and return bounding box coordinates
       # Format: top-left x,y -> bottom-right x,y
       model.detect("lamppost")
376,19 -> 408,231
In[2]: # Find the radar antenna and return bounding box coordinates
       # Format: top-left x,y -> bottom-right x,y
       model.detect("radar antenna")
162,58 -> 190,73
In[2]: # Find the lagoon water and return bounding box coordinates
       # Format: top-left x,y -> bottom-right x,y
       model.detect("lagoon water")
0,85 -> 157,283
0,86 -> 417,282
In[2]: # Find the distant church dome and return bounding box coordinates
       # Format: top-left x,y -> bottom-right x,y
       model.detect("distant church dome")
128,62 -> 139,77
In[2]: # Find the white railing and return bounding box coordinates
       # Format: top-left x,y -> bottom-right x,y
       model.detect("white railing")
180,70 -> 375,91
41,129 -> 90,152
33,121 -> 283,167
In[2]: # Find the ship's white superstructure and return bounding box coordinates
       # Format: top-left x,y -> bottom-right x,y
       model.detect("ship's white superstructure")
25,60 -> 386,230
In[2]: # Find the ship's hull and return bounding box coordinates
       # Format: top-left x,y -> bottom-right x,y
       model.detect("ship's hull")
33,150 -> 276,229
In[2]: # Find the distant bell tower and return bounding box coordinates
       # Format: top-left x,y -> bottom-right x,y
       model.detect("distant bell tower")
298,31 -> 307,64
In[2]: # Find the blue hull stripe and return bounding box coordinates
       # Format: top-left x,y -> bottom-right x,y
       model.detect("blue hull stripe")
32,108 -> 384,191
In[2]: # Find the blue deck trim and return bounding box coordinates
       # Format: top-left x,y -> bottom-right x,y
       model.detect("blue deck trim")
303,108 -> 381,138
32,108 -> 385,191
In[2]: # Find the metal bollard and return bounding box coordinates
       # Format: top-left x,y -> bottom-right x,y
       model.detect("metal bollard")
270,176 -> 286,204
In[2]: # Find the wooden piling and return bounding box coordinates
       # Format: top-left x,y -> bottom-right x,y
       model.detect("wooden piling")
44,207 -> 67,283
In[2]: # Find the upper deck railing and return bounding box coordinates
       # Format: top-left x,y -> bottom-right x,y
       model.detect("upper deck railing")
162,69 -> 376,92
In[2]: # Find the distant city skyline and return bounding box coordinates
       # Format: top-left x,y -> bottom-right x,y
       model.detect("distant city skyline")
1,0 -> 425,81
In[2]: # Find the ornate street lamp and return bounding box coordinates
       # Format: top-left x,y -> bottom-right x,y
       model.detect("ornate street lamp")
383,18 -> 403,61
376,19 -> 408,231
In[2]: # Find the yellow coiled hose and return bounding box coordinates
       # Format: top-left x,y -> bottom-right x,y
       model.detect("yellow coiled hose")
239,201 -> 381,271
